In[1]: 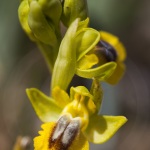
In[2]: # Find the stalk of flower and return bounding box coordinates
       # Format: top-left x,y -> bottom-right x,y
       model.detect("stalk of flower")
26,83 -> 127,150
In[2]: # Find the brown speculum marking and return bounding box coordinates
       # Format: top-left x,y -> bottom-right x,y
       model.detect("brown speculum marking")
60,120 -> 80,150
49,116 -> 80,150
96,41 -> 117,62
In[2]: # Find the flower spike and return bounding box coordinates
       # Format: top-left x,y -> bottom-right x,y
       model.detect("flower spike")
18,0 -> 127,149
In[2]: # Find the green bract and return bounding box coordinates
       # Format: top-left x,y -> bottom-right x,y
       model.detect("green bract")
26,84 -> 127,144
51,18 -> 79,91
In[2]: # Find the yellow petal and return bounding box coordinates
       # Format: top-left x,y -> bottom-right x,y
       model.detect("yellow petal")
77,54 -> 99,70
34,122 -> 56,150
52,86 -> 71,108
106,62 -> 125,85
84,115 -> 127,144
100,31 -> 126,62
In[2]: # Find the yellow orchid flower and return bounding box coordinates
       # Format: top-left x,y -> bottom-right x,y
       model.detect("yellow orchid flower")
76,31 -> 126,85
51,18 -> 117,91
26,84 -> 127,150
51,18 -> 125,90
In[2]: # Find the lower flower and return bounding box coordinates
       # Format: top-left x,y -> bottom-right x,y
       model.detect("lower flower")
34,113 -> 127,150
27,85 -> 127,150
34,115 -> 89,150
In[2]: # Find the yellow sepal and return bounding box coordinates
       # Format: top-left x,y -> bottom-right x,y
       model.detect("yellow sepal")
84,115 -> 127,144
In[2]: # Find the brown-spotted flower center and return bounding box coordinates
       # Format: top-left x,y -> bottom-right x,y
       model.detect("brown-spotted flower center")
48,115 -> 81,150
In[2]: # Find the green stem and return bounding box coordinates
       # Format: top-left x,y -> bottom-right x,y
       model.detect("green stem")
90,78 -> 103,112
37,42 -> 59,73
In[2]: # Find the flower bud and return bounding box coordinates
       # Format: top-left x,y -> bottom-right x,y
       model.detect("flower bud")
61,0 -> 88,27
28,1 -> 57,46
38,0 -> 62,37
18,0 -> 36,41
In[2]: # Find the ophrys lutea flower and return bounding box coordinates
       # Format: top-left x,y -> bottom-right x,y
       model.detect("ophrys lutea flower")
76,30 -> 126,85
26,81 -> 127,150
51,18 -> 126,92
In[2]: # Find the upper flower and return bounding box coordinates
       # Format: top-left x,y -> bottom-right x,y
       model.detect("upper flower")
51,18 -> 126,91
26,81 -> 127,150
76,30 -> 126,85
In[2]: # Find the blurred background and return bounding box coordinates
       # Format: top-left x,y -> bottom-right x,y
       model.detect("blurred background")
0,0 -> 150,149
